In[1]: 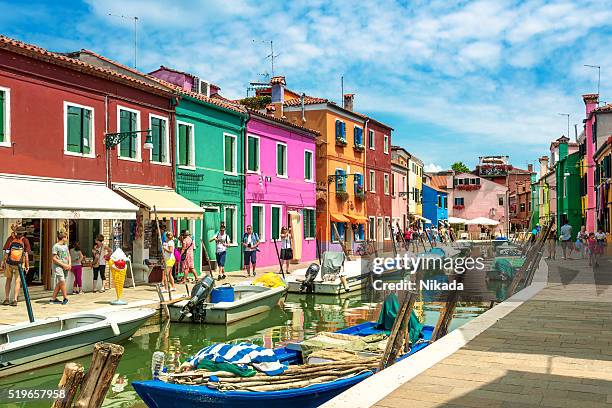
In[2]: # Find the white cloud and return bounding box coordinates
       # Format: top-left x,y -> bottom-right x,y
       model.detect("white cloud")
424,163 -> 443,173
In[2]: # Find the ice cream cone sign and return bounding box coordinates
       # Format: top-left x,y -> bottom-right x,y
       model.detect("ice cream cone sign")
109,248 -> 128,305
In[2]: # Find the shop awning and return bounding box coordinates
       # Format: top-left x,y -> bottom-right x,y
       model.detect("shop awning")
0,175 -> 138,219
118,186 -> 204,219
330,213 -> 350,223
346,214 -> 368,224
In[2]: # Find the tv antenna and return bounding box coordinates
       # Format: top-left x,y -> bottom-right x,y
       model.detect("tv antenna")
109,13 -> 139,69
584,64 -> 601,103
253,40 -> 280,77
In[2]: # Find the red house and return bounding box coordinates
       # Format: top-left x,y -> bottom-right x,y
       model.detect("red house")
0,35 -> 201,295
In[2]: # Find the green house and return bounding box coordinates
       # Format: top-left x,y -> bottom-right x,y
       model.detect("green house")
556,149 -> 581,239
173,95 -> 247,273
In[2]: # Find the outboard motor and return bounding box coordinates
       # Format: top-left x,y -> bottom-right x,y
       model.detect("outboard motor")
300,263 -> 320,293
179,275 -> 215,323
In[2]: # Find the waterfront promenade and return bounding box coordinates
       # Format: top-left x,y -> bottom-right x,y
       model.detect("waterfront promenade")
328,251 -> 612,407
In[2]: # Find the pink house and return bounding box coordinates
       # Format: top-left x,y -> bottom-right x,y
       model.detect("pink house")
447,172 -> 508,236
244,109 -> 318,268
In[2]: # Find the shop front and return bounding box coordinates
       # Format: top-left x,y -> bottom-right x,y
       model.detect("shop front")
0,175 -> 138,300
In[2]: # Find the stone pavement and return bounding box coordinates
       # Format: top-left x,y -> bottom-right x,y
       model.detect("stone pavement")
372,252 -> 612,407
0,261 -> 311,326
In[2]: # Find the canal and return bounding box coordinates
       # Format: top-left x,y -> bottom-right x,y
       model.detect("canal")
0,274 -> 509,408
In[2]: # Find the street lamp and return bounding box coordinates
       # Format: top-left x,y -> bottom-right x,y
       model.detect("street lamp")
104,129 -> 153,188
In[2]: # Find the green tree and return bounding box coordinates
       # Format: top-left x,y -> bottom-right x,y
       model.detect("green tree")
451,161 -> 470,173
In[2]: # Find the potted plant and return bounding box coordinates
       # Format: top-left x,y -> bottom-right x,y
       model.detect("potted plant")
336,190 -> 349,201
336,137 -> 347,147
354,143 -> 365,152
453,204 -> 465,210
355,185 -> 365,200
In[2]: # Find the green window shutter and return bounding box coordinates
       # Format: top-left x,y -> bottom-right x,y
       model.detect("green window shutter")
151,118 -> 161,162
119,110 -> 130,157
0,90 -> 4,142
178,124 -> 188,166
248,136 -> 258,171
225,135 -> 234,172
160,119 -> 166,162
81,108 -> 91,154
272,207 -> 280,240
225,208 -> 234,242
252,207 -> 261,236
67,106 -> 82,153
304,151 -> 312,180
129,112 -> 137,158
277,145 -> 286,175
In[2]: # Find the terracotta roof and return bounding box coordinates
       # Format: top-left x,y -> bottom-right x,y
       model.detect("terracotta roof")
284,96 -> 329,106
152,65 -> 195,78
246,109 -> 320,136
270,76 -> 286,85
594,103 -> 612,113
0,35 -> 173,97
583,93 -> 599,102
429,174 -> 448,190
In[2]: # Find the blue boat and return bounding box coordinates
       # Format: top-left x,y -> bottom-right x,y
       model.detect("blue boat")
133,322 -> 434,408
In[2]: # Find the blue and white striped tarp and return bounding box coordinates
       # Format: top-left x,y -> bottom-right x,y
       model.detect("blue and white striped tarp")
189,343 -> 288,376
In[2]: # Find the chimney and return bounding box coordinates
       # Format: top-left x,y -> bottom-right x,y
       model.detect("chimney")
270,76 -> 286,119
557,135 -> 569,161
528,163 -> 533,173
539,156 -> 549,178
343,93 -> 354,111
583,93 -> 599,116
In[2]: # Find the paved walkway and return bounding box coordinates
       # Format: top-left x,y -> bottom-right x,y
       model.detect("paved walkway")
0,261 -> 310,326
373,252 -> 612,407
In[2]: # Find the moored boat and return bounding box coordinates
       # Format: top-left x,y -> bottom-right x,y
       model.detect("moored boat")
0,308 -> 155,378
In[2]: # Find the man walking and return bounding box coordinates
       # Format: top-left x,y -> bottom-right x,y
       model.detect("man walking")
559,218 -> 573,260
50,231 -> 70,304
2,226 -> 30,306
242,225 -> 259,277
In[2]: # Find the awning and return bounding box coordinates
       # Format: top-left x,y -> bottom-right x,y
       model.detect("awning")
414,214 -> 432,224
0,175 -> 138,219
448,216 -> 468,224
465,217 -> 499,226
118,186 -> 204,219
330,213 -> 350,223
346,214 -> 368,224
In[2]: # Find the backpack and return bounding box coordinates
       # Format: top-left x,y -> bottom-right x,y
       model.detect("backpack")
242,232 -> 259,246
7,238 -> 25,266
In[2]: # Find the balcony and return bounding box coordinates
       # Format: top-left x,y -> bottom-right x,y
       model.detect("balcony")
336,137 -> 348,147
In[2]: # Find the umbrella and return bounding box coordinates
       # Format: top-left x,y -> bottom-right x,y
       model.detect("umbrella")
414,215 -> 432,224
465,217 -> 499,226
447,217 -> 467,224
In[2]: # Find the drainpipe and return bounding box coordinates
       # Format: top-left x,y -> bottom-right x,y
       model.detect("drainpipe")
241,113 -> 250,268
105,95 -> 110,188
301,93 -> 306,123
363,118 -> 369,242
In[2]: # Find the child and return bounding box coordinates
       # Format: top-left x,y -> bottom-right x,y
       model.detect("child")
69,242 -> 84,294
587,233 -> 602,267
50,231 -> 70,305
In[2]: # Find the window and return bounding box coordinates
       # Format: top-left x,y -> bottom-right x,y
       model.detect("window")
384,135 -> 389,154
251,204 -> 265,240
563,177 -> 567,198
470,178 -> 476,185
177,122 -> 195,167
455,197 -> 464,206
118,107 -> 140,159
335,169 -> 347,192
438,195 -> 442,208
276,143 -> 287,177
247,135 -> 260,172
354,173 -> 364,195
271,206 -> 282,240
335,120 -> 346,141
443,196 -> 448,209
402,176 -> 406,193
331,222 -> 346,242
65,102 -> 93,156
368,129 -> 375,149
0,87 -> 11,146
520,203 -> 526,212
391,173 -> 395,195
369,170 -> 376,192
476,178 -> 480,185
354,224 -> 365,241
150,115 -> 168,163
224,134 -> 237,174
498,196 -> 504,206
303,209 -> 316,239
384,174 -> 390,195
354,126 -> 363,147
304,150 -> 313,181
368,216 -> 375,240
384,217 -> 391,239
224,206 -> 236,244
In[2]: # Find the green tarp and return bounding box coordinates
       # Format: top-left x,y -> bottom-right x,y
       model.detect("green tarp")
376,293 -> 424,345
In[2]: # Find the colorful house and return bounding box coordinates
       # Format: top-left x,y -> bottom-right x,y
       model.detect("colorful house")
407,153 -> 424,221
242,108 -> 318,267
391,146 -> 410,234
594,134 -> 612,235
266,78 -> 368,251
422,183 -> 448,227
149,66 -> 248,273
582,94 -> 599,232
556,146 -> 581,239
529,171 -> 540,229
447,172 -> 508,237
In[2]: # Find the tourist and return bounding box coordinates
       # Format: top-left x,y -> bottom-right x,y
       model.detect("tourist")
279,226 -> 293,273
162,232 -> 177,292
403,227 -> 412,251
50,231 -> 70,305
181,230 -> 197,282
575,226 -> 588,259
559,219 -> 573,260
211,224 -> 230,280
595,228 -> 607,258
546,224 -> 557,260
587,232 -> 602,267
242,225 -> 260,277
2,226 -> 30,307
92,234 -> 110,293
69,242 -> 84,294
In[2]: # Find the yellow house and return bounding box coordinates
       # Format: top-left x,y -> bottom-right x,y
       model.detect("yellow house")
407,153 -> 424,219
268,79 -> 367,248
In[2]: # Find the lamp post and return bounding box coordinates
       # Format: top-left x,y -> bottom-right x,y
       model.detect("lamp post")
105,130 -> 153,188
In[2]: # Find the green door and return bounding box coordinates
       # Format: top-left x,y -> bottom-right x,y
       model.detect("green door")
202,210 -> 220,266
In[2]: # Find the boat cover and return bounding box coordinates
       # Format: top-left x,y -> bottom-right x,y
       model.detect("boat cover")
376,294 -> 424,344
321,251 -> 346,276
188,343 -> 288,376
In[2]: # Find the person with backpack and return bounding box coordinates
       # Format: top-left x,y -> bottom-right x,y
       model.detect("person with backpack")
2,226 -> 30,307
210,224 -> 230,280
242,225 -> 260,277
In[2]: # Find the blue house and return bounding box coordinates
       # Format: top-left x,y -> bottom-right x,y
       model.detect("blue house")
422,184 -> 448,227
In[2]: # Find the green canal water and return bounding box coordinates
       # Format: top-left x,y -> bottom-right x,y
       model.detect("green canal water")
1,277 -> 510,408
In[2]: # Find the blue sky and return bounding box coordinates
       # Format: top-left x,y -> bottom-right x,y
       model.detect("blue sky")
3,0 -> 612,171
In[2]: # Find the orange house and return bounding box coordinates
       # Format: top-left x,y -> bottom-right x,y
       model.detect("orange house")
262,77 -> 367,249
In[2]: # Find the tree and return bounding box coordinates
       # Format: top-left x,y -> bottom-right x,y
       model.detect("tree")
451,161 -> 470,173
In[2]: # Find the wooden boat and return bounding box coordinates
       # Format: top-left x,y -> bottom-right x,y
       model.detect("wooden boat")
168,285 -> 287,324
132,322 -> 434,408
0,308 -> 155,378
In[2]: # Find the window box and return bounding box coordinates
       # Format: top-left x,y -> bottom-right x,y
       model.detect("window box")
336,191 -> 349,201
453,204 -> 465,210
456,184 -> 482,191
355,191 -> 365,201
336,137 -> 347,147
354,143 -> 365,152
